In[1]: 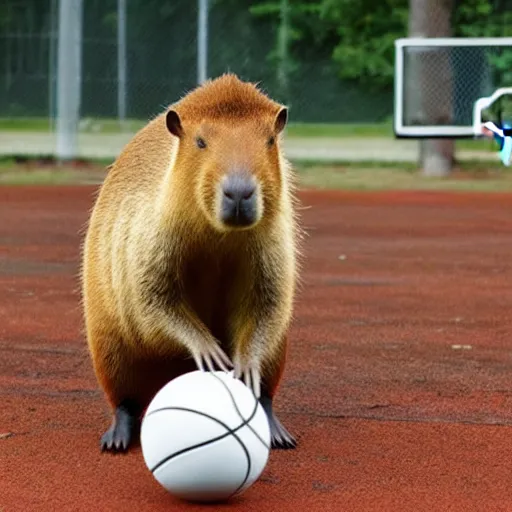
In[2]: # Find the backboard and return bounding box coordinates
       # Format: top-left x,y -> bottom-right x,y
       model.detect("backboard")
394,37 -> 512,138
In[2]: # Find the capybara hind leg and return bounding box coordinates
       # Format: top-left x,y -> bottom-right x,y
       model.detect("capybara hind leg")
89,335 -> 143,454
100,398 -> 140,453
260,338 -> 297,450
259,393 -> 296,449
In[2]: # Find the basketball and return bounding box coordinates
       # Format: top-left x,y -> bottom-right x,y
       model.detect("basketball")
139,370 -> 271,503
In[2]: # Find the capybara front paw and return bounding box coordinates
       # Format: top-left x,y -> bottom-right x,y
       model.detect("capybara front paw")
191,340 -> 233,373
233,357 -> 261,398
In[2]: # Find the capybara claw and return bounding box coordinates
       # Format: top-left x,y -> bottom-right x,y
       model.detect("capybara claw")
233,360 -> 261,398
100,402 -> 138,454
259,393 -> 297,450
192,342 -> 233,373
269,422 -> 297,449
100,424 -> 131,453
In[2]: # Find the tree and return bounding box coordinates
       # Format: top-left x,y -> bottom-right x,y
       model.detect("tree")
408,0 -> 456,177
318,0 -> 506,176
248,0 -> 322,103
319,0 -> 408,89
317,0 -> 507,90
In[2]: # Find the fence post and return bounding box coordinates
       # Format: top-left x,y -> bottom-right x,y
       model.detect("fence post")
197,0 -> 208,84
118,0 -> 127,128
56,0 -> 83,161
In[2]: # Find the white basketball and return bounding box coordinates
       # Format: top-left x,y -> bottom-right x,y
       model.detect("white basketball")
140,370 -> 271,503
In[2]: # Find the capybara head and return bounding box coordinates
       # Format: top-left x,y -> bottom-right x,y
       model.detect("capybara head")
166,73 -> 289,232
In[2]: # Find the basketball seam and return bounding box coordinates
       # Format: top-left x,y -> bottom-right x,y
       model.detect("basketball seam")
210,372 -> 270,451
208,373 -> 270,497
143,405 -> 257,492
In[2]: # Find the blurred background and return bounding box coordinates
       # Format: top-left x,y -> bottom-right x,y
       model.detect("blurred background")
0,0 -> 510,184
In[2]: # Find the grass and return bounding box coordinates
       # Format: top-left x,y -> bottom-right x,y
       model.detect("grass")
0,168 -> 91,185
1,156 -> 510,192
0,117 -> 52,132
285,122 -> 394,138
0,116 -> 394,137
294,160 -> 512,192
0,117 -> 146,134
0,114 -> 504,190
0,116 -> 490,140
0,157 -> 107,185
0,117 -> 499,156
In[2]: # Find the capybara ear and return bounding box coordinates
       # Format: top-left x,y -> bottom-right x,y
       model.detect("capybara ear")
274,107 -> 288,134
166,109 -> 184,138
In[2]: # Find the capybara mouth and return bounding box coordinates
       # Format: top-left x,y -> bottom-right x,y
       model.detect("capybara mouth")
218,172 -> 260,229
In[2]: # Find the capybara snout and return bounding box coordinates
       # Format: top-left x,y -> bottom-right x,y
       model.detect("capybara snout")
174,119 -> 282,232
165,83 -> 289,233
220,172 -> 259,227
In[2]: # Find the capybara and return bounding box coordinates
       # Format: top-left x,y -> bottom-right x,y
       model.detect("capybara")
81,73 -> 301,453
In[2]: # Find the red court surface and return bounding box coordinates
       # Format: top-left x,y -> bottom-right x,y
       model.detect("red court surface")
2,185 -> 512,511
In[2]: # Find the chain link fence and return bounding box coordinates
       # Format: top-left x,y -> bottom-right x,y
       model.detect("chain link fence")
402,43 -> 512,129
0,0 -> 510,161
0,0 -> 394,129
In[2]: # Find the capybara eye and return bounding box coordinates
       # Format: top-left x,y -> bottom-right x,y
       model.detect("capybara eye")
268,136 -> 275,147
196,137 -> 207,149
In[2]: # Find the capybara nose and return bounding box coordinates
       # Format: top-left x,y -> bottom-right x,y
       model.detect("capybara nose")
221,173 -> 258,227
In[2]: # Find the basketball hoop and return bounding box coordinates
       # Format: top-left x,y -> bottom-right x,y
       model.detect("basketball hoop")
473,88 -> 512,166
394,37 -> 512,138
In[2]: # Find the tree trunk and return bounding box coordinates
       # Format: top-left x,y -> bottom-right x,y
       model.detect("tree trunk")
408,0 -> 456,176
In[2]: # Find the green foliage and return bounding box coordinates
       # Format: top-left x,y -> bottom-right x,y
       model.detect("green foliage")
454,0 -> 510,37
318,0 -> 408,88
247,1 -> 325,100
0,0 -> 509,121
246,0 -> 511,91
454,0 -> 512,86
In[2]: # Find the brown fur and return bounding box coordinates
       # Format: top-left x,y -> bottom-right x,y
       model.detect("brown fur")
81,73 -> 302,446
